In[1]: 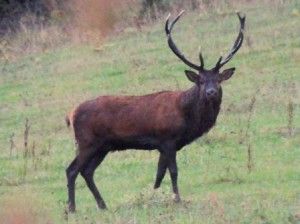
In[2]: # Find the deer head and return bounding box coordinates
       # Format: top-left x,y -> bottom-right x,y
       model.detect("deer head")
165,11 -> 246,101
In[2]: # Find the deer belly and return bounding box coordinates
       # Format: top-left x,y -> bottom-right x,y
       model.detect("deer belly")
108,135 -> 160,150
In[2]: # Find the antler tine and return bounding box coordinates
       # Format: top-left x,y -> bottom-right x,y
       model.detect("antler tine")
165,13 -> 171,35
237,12 -> 246,30
165,11 -> 201,71
214,12 -> 246,70
169,10 -> 185,32
199,52 -> 204,69
214,56 -> 222,70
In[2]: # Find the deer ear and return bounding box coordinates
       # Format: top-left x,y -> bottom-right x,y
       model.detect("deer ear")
220,68 -> 235,81
185,70 -> 199,83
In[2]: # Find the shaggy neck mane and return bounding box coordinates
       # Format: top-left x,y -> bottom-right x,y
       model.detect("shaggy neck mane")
178,85 -> 222,146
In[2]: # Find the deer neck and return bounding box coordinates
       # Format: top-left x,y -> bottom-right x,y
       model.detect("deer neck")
181,85 -> 222,125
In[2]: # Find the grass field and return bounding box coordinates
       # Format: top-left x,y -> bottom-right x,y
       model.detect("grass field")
0,1 -> 300,223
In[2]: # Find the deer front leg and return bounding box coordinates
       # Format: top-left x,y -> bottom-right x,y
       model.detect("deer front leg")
154,153 -> 168,189
158,143 -> 181,203
167,151 -> 181,203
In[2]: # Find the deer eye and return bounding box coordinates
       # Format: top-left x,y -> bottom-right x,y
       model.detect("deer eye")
198,76 -> 205,85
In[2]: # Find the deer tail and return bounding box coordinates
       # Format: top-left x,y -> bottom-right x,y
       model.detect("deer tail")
65,110 -> 74,128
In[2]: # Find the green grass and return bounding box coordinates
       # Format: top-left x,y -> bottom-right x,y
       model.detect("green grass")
0,1 -> 300,223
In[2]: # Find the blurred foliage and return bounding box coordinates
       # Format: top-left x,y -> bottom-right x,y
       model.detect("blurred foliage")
0,0 -> 66,35
140,0 -> 201,19
0,0 -> 214,36
0,0 -> 295,59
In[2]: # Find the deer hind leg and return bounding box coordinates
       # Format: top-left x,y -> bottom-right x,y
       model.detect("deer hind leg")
66,157 -> 80,213
80,150 -> 108,210
66,147 -> 95,213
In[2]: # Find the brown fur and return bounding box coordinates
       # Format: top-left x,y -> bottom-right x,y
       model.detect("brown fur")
70,91 -> 185,148
65,83 -> 222,212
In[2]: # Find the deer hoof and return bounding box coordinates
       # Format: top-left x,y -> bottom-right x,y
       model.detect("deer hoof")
68,205 -> 76,213
172,193 -> 181,203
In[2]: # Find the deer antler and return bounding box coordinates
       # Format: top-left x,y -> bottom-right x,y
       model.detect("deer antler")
165,12 -> 245,71
165,11 -> 204,71
214,12 -> 246,71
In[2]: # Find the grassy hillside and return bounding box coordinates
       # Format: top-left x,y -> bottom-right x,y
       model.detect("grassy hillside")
0,1 -> 300,223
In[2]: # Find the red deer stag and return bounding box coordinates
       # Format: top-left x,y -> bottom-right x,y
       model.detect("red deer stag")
66,11 -> 245,212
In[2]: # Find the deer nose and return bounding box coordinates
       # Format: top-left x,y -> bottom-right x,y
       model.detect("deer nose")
206,88 -> 218,98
